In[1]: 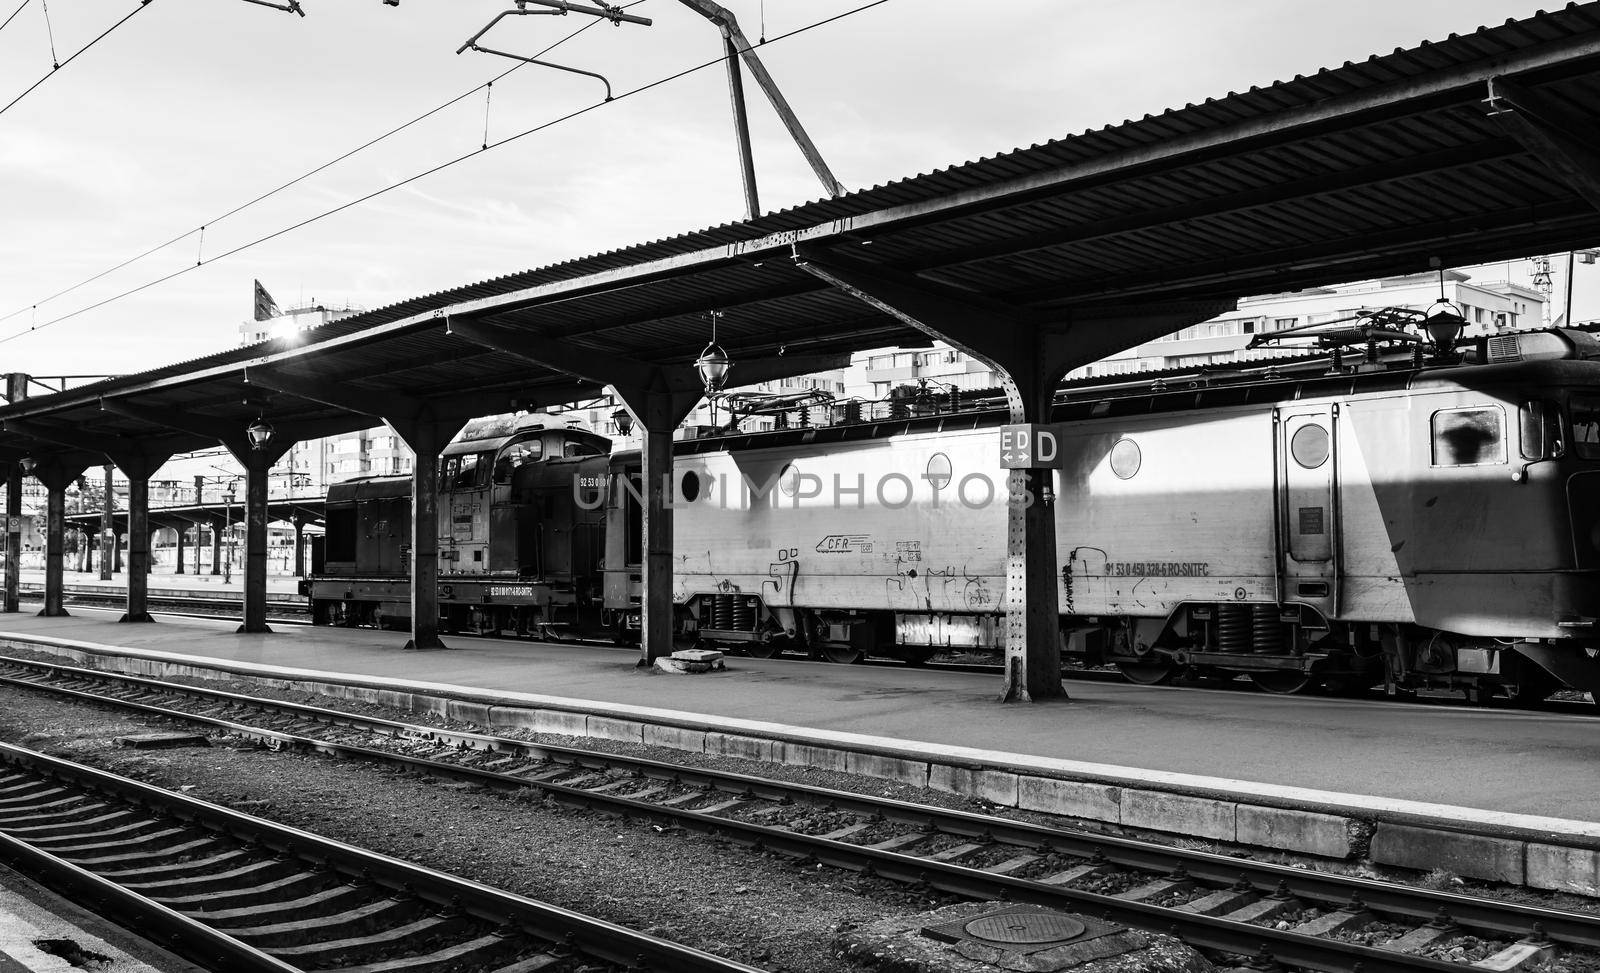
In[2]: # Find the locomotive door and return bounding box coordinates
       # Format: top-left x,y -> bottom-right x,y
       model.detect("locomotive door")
1277,405 -> 1340,613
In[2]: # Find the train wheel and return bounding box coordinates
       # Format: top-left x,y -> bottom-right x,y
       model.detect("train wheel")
743,639 -> 785,659
822,643 -> 865,664
1115,661 -> 1175,685
1250,670 -> 1314,694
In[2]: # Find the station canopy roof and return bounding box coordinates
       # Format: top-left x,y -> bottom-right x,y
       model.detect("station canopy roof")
4,3 -> 1600,469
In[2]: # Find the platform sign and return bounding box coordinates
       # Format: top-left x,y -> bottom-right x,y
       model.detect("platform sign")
999,423 -> 1060,469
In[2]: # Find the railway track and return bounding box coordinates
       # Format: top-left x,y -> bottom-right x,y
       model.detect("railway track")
1,654 -> 1592,973
0,738 -> 765,973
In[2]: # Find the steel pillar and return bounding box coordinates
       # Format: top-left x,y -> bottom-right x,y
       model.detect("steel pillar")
211,521 -> 222,576
3,464 -> 19,613
121,478 -> 153,622
796,253 -> 1231,701
99,464 -> 114,580
386,417 -> 468,651
175,523 -> 185,575
113,530 -> 124,574
32,460 -> 88,617
612,387 -> 701,666
238,448 -> 274,633
293,518 -> 305,578
82,530 -> 92,573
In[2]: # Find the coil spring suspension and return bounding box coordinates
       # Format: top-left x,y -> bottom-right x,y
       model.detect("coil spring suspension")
711,594 -> 733,630
732,595 -> 756,631
1251,604 -> 1287,654
1217,605 -> 1251,652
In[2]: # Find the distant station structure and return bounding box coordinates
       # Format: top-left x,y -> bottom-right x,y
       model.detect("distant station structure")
3,6 -> 1600,701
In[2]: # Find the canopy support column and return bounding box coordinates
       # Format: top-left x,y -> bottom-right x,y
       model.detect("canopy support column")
211,521 -> 222,576
797,252 -> 1230,701
33,459 -> 90,617
386,417 -> 469,651
293,517 -> 306,578
612,387 -> 701,666
224,439 -> 293,634
103,450 -> 172,624
175,522 -> 186,576
99,464 -> 114,581
4,463 -> 19,613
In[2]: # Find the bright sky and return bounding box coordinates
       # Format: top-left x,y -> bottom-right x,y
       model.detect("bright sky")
1,0 -> 1593,380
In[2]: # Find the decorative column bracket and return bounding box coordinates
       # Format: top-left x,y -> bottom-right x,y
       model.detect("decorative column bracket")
1486,75 -> 1600,213
796,250 -> 1233,703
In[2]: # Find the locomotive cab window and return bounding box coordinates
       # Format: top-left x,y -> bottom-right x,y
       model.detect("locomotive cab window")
1431,406 -> 1506,467
440,453 -> 487,491
1520,400 -> 1563,461
495,440 -> 544,481
1571,394 -> 1600,460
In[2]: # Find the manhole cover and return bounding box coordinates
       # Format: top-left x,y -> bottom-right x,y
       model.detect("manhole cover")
965,912 -> 1085,945
923,905 -> 1125,958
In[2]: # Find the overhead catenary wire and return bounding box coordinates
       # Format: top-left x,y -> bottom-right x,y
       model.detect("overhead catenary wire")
0,0 -> 32,37
0,2 -> 633,329
0,0 -> 152,119
0,0 -> 892,347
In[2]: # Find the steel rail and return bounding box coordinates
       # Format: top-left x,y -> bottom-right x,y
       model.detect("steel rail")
0,827 -> 301,973
3,655 -> 1596,968
0,741 -> 766,973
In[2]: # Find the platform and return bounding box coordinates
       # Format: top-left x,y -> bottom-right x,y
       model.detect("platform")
2,606 -> 1598,895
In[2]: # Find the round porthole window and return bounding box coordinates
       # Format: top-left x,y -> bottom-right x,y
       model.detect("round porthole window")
925,452 -> 953,491
679,470 -> 701,503
1291,424 -> 1330,469
1110,438 -> 1141,479
778,463 -> 800,497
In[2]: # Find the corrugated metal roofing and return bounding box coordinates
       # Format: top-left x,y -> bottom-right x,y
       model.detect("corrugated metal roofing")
4,2 -> 1600,463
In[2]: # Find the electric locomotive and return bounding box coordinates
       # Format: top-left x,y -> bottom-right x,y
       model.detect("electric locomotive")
306,323 -> 1600,702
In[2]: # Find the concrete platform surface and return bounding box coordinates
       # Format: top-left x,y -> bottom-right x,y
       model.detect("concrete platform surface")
3,608 -> 1600,892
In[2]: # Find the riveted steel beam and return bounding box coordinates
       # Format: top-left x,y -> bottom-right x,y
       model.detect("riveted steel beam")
1486,75 -> 1600,213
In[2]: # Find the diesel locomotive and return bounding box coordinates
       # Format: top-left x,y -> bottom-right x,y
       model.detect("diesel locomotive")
305,321 -> 1600,703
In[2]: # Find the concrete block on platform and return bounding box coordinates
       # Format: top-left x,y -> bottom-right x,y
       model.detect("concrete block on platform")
488,707 -> 587,738
1236,804 -> 1355,859
643,723 -> 707,753
1017,777 -> 1120,824
445,699 -> 493,727
930,764 -> 1020,807
409,694 -> 451,718
375,689 -> 414,711
1122,789 -> 1236,842
775,740 -> 850,773
587,715 -> 644,743
706,732 -> 774,762
1526,843 -> 1600,896
1370,824 -> 1525,885
846,750 -> 929,787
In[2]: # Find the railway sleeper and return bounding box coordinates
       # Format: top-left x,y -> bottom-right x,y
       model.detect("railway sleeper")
227,897 -> 419,948
263,915 -> 462,964
150,866 -> 324,905
190,885 -> 370,925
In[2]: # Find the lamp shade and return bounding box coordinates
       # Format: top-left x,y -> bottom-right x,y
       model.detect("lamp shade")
18,457 -> 35,475
1422,299 -> 1466,352
247,418 -> 275,450
610,407 -> 633,437
695,342 -> 732,394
